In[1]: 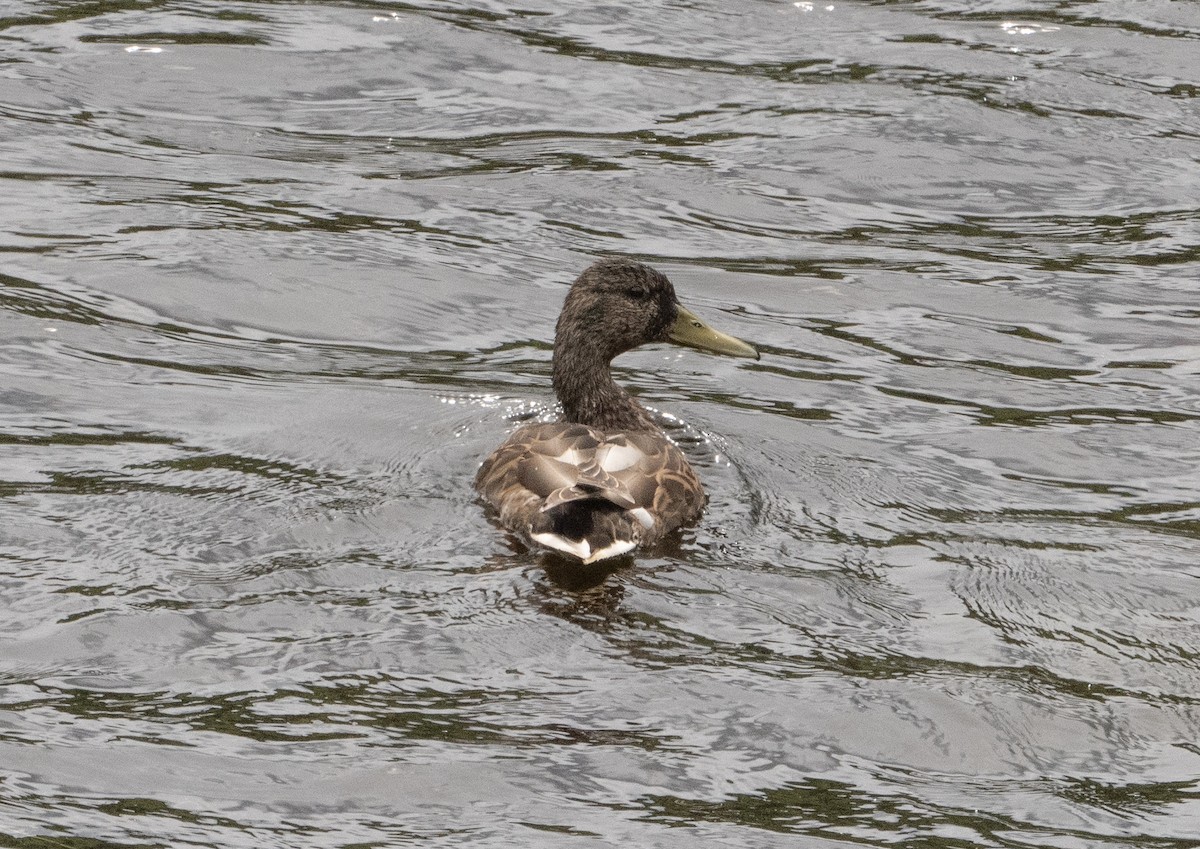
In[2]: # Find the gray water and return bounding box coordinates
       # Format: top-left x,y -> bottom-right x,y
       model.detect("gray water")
2,1 -> 1200,847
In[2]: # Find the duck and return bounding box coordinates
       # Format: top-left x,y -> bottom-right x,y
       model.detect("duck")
475,258 -> 758,564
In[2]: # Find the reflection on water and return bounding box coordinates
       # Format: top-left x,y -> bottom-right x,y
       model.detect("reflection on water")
3,0 -> 1200,846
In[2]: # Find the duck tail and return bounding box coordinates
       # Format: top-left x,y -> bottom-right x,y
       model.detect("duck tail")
530,495 -> 653,564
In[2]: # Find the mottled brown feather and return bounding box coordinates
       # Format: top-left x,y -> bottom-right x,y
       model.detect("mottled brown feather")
474,422 -> 704,550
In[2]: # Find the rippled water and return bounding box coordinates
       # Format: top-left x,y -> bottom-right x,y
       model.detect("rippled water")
3,1 -> 1200,846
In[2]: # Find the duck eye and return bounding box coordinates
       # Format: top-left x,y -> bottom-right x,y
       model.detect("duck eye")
626,286 -> 648,300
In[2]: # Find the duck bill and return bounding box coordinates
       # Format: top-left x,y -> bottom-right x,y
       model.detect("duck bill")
667,304 -> 759,360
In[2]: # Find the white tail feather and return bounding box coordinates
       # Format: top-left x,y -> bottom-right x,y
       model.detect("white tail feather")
530,532 -> 591,560
530,532 -> 637,563
582,539 -> 637,564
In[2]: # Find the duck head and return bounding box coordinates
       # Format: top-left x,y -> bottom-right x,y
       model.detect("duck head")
556,258 -> 759,362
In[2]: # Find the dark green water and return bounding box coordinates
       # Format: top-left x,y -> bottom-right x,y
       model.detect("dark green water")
2,1 -> 1199,846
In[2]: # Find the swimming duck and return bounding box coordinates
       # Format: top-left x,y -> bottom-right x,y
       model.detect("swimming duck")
475,258 -> 758,564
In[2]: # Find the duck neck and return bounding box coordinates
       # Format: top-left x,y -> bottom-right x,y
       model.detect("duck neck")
552,339 -> 657,432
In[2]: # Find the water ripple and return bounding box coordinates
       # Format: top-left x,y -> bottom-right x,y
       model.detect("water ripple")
4,0 -> 1200,846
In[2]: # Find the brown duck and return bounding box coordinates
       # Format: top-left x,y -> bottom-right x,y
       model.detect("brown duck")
475,259 -> 758,564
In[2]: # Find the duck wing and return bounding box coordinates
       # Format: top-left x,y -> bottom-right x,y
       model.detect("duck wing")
474,422 -> 704,562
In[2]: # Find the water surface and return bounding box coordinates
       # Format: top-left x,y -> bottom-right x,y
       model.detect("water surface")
2,1 -> 1199,846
